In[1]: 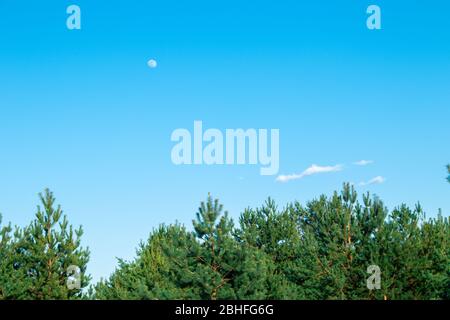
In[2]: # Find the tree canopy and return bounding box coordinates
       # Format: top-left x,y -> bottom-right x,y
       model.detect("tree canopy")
1,185 -> 448,300
95,184 -> 449,300
0,190 -> 90,299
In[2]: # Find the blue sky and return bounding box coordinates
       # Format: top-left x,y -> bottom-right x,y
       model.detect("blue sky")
0,0 -> 449,282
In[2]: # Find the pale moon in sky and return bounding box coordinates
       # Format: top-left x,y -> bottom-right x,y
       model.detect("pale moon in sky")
147,59 -> 157,69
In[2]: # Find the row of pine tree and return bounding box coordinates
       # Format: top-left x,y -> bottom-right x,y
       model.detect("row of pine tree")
1,168 -> 449,300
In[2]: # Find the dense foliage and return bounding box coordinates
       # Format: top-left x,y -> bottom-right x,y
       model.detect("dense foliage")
1,185 -> 449,300
95,184 -> 449,300
0,190 -> 90,299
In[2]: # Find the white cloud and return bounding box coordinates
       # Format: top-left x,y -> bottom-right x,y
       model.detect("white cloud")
276,164 -> 343,183
359,176 -> 386,186
353,160 -> 374,166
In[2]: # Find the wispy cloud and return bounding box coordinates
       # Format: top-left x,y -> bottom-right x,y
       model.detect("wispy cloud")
353,160 -> 374,166
276,164 -> 343,183
359,176 -> 386,186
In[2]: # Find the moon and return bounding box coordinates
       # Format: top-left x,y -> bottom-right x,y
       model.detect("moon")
147,59 -> 157,69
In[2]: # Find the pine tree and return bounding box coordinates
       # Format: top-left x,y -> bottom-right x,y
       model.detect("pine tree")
0,189 -> 90,299
94,186 -> 449,300
447,164 -> 450,183
293,184 -> 362,299
0,214 -> 13,299
95,223 -> 202,299
417,214 -> 449,299
191,194 -> 237,299
237,199 -> 302,299
292,183 -> 449,300
349,192 -> 389,300
96,194 -> 275,300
